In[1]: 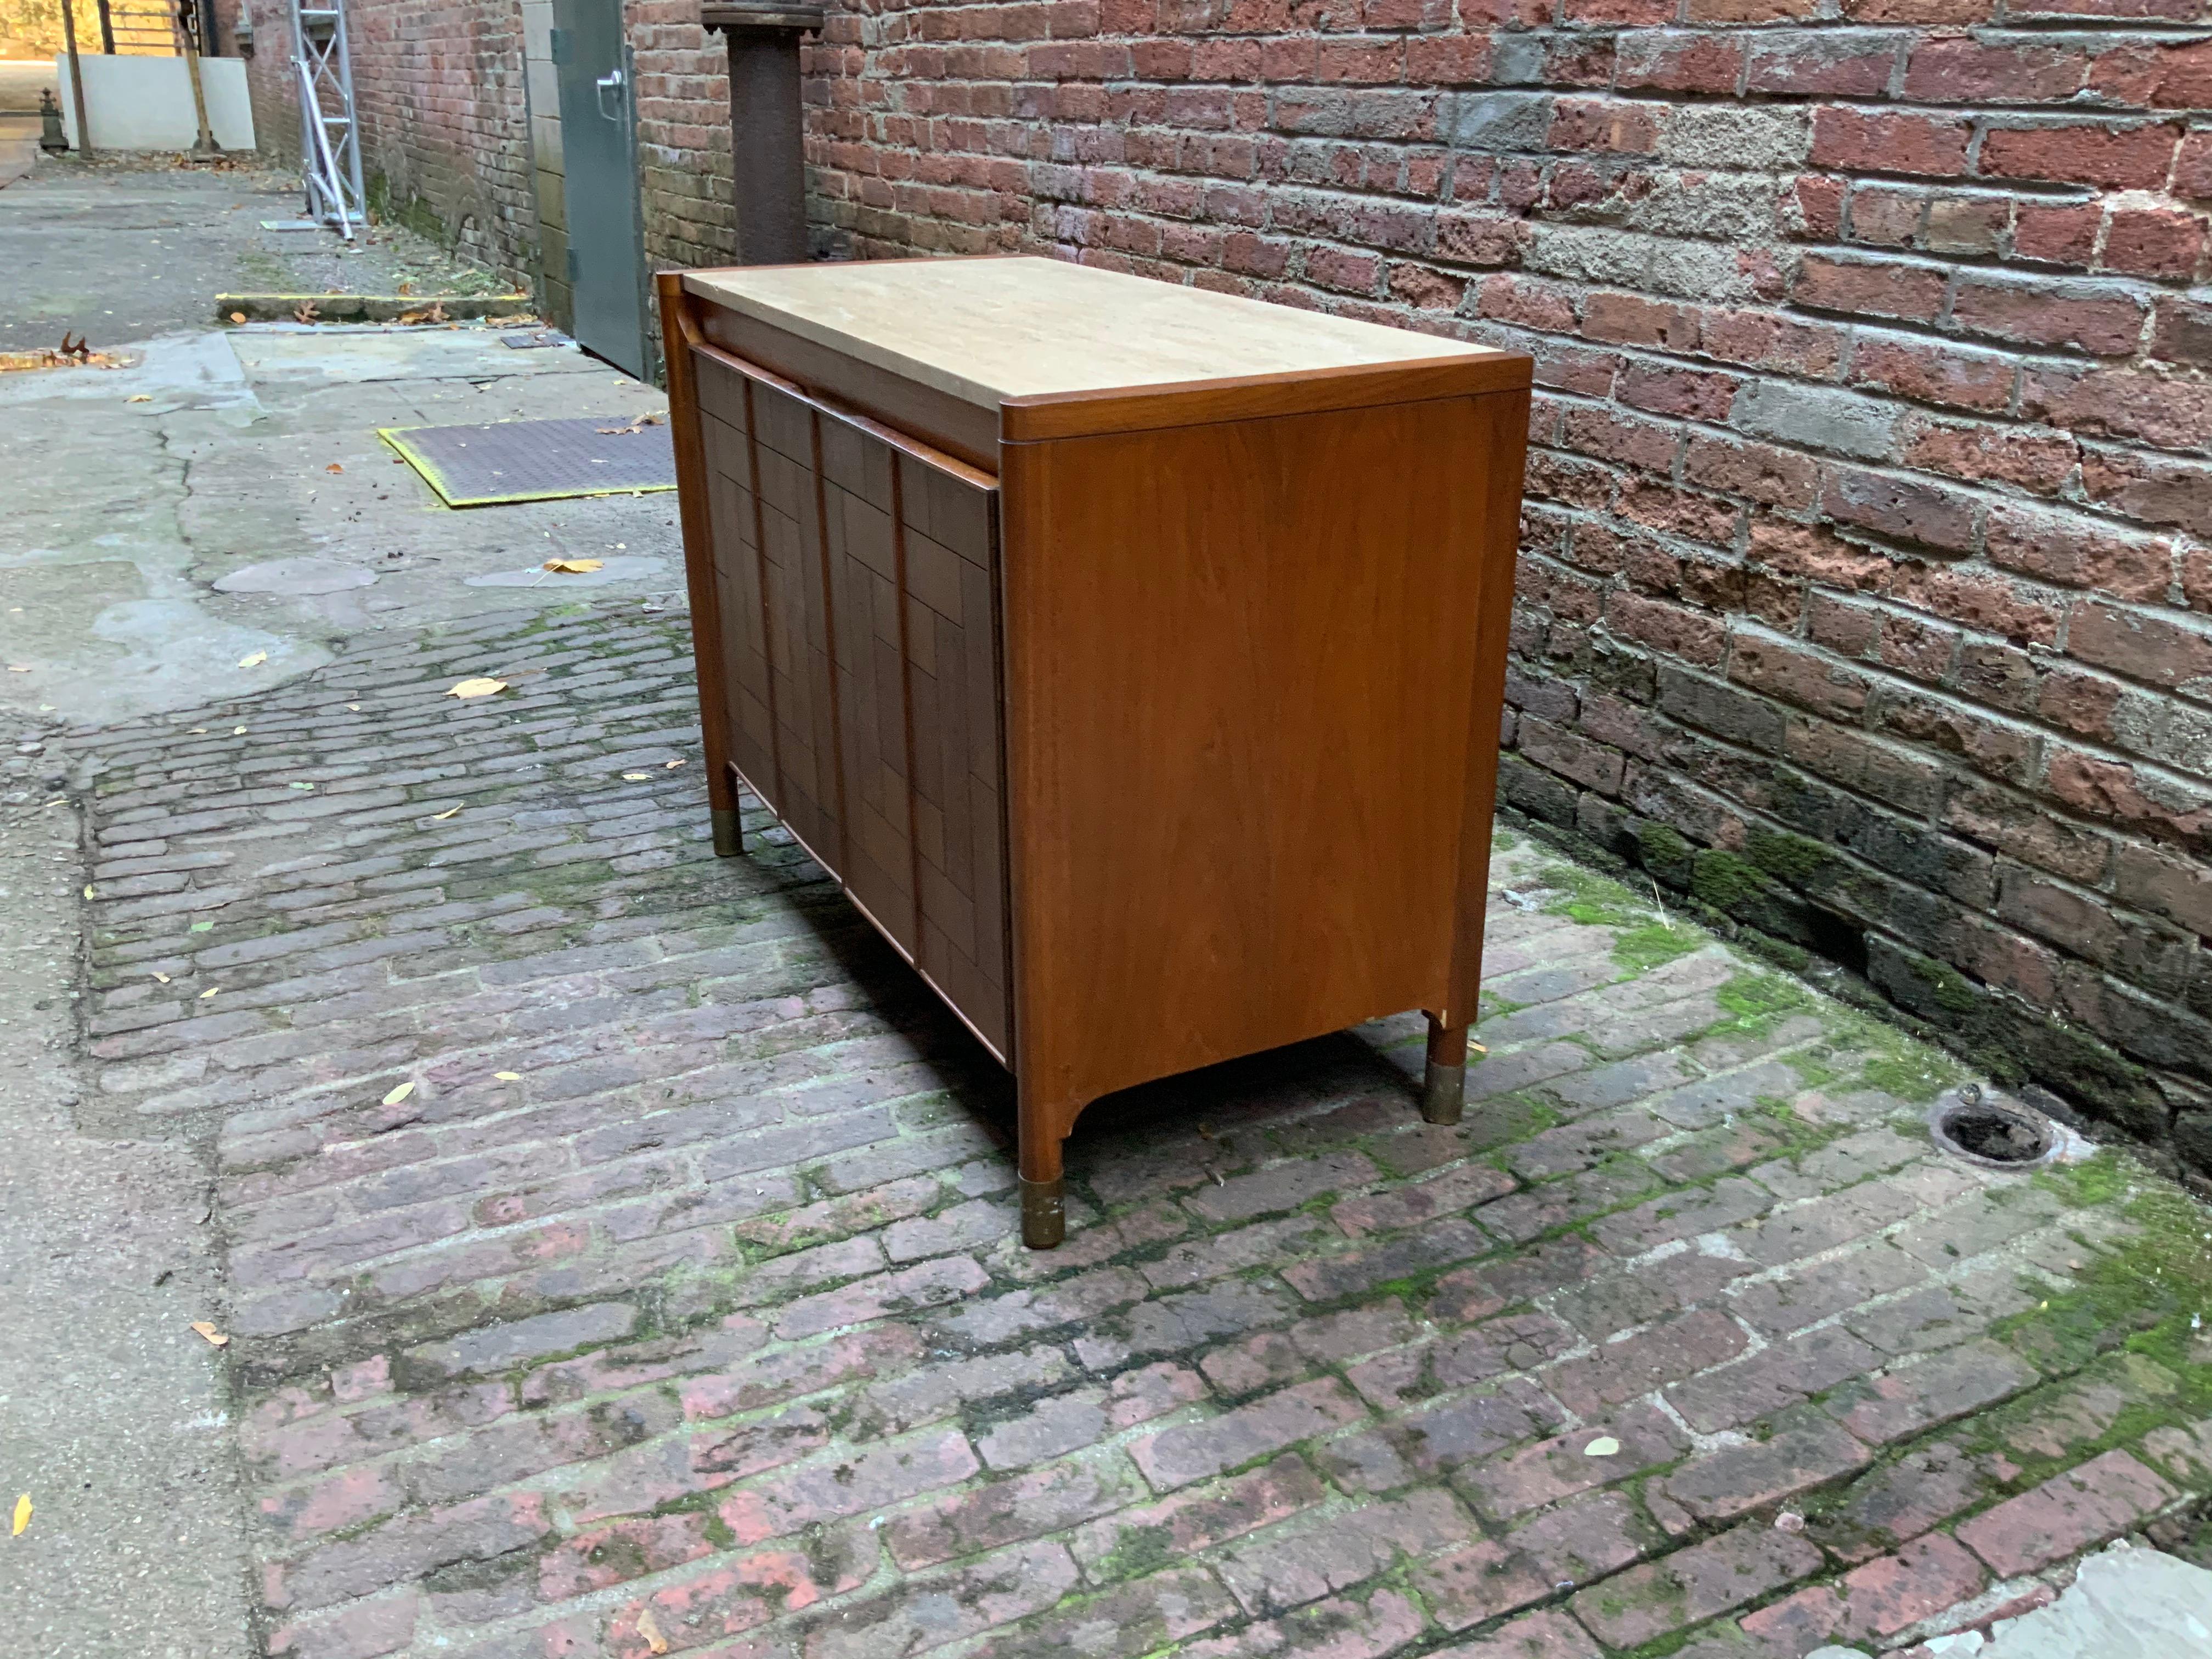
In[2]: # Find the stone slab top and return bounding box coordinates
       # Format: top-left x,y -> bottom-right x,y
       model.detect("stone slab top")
682,256 -> 1502,410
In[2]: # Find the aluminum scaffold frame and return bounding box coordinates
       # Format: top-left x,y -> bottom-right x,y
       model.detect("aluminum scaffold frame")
290,0 -> 365,239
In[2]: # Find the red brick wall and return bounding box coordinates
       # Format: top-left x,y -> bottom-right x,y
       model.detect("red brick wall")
218,0 -> 538,286
206,0 -> 2212,1169
631,1 -> 740,270
800,7 -> 2212,1163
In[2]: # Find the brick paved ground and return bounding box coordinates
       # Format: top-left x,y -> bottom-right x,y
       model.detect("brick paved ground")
67,603 -> 2212,1659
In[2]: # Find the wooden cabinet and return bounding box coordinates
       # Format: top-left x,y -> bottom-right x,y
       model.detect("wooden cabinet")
660,257 -> 1533,1248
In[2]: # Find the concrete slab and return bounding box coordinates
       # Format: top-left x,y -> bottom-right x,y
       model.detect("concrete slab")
0,768 -> 252,1659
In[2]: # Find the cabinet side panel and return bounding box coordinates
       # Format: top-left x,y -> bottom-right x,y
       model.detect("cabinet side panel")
1000,394 -> 1511,1119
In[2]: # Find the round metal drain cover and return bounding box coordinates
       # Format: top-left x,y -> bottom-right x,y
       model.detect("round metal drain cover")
1929,1086 -> 2055,1169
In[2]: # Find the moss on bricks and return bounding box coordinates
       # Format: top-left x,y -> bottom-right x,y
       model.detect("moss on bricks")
1993,1156 -> 2212,1380
1690,849 -> 1769,914
1613,921 -> 1701,975
1745,826 -> 1831,885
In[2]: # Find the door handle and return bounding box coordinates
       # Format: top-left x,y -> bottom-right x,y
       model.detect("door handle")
596,67 -> 625,120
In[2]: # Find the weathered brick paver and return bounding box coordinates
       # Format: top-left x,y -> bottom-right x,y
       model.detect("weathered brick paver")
58,605 -> 2212,1658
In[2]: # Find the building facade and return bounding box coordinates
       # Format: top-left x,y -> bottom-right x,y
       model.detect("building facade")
217,0 -> 2212,1176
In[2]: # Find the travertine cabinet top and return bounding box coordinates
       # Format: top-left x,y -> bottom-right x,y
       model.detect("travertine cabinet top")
683,256 -> 1501,411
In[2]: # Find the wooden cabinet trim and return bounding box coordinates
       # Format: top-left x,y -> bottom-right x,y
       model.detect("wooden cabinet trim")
1000,354 -> 1534,443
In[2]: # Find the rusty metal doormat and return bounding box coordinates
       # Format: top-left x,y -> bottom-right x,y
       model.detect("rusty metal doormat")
379,416 -> 676,507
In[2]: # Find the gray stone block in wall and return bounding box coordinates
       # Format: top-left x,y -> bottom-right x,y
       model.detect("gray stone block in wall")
1446,91 -> 1556,153
1661,105 -> 1813,171
1731,380 -> 1900,461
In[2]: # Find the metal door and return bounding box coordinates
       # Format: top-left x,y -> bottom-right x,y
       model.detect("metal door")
551,0 -> 647,377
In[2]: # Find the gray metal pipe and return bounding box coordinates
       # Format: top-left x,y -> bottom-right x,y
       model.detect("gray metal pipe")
702,2 -> 823,267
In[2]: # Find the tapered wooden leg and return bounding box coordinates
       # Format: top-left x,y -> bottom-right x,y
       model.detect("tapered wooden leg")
1018,1091 -> 1069,1249
1423,1017 -> 1468,1126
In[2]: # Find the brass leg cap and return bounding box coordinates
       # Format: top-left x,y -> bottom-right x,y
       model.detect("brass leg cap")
710,806 -> 743,858
1020,1176 -> 1066,1249
1421,1060 -> 1466,1127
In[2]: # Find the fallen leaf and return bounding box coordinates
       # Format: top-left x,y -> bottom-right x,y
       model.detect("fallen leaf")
382,1081 -> 416,1107
494,1071 -> 522,1081
190,921 -> 213,933
289,782 -> 314,791
152,972 -> 171,984
622,772 -> 650,781
200,987 -> 220,1000
543,558 -> 604,574
293,301 -> 319,325
5,665 -> 30,673
229,311 -> 247,324
325,463 -> 344,475
637,1607 -> 669,1657
1470,1040 -> 1488,1056
447,678 -> 507,699
431,805 -> 462,820
346,703 -> 362,712
127,393 -> 152,403
189,1321 -> 230,1347
1583,1436 -> 1621,1457
10,1494 -> 27,1536
82,885 -> 94,900
189,727 -> 207,734
398,280 -> 414,296
239,650 -> 269,668
1774,1512 -> 1806,1533
233,725 -> 247,735
664,759 -> 685,769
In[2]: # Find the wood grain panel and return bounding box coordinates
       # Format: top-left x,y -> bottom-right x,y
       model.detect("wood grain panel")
898,450 -> 1010,1058
998,390 -> 1525,1143
750,382 -> 843,872
821,410 -> 918,954
689,341 -> 1013,1061
701,403 -> 778,806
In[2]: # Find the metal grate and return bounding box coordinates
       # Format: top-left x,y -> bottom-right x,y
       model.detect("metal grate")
380,416 -> 677,507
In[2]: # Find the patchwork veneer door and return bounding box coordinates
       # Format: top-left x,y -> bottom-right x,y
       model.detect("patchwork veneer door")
691,348 -> 1012,1061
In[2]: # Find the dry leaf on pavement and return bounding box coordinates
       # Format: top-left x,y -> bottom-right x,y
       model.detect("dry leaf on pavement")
190,1321 -> 230,1347
1582,1436 -> 1621,1457
325,463 -> 343,475
152,972 -> 170,983
10,1494 -> 27,1536
622,772 -> 650,781
127,394 -> 151,403
637,1607 -> 669,1656
382,1081 -> 416,1107
544,558 -> 604,574
431,805 -> 462,820
494,1071 -> 522,1081
664,759 -> 684,768
82,885 -> 94,899
447,678 -> 507,699
200,987 -> 220,1000
239,650 -> 268,668
229,311 -> 247,324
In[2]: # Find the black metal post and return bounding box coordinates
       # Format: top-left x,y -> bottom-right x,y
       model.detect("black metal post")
702,2 -> 822,266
